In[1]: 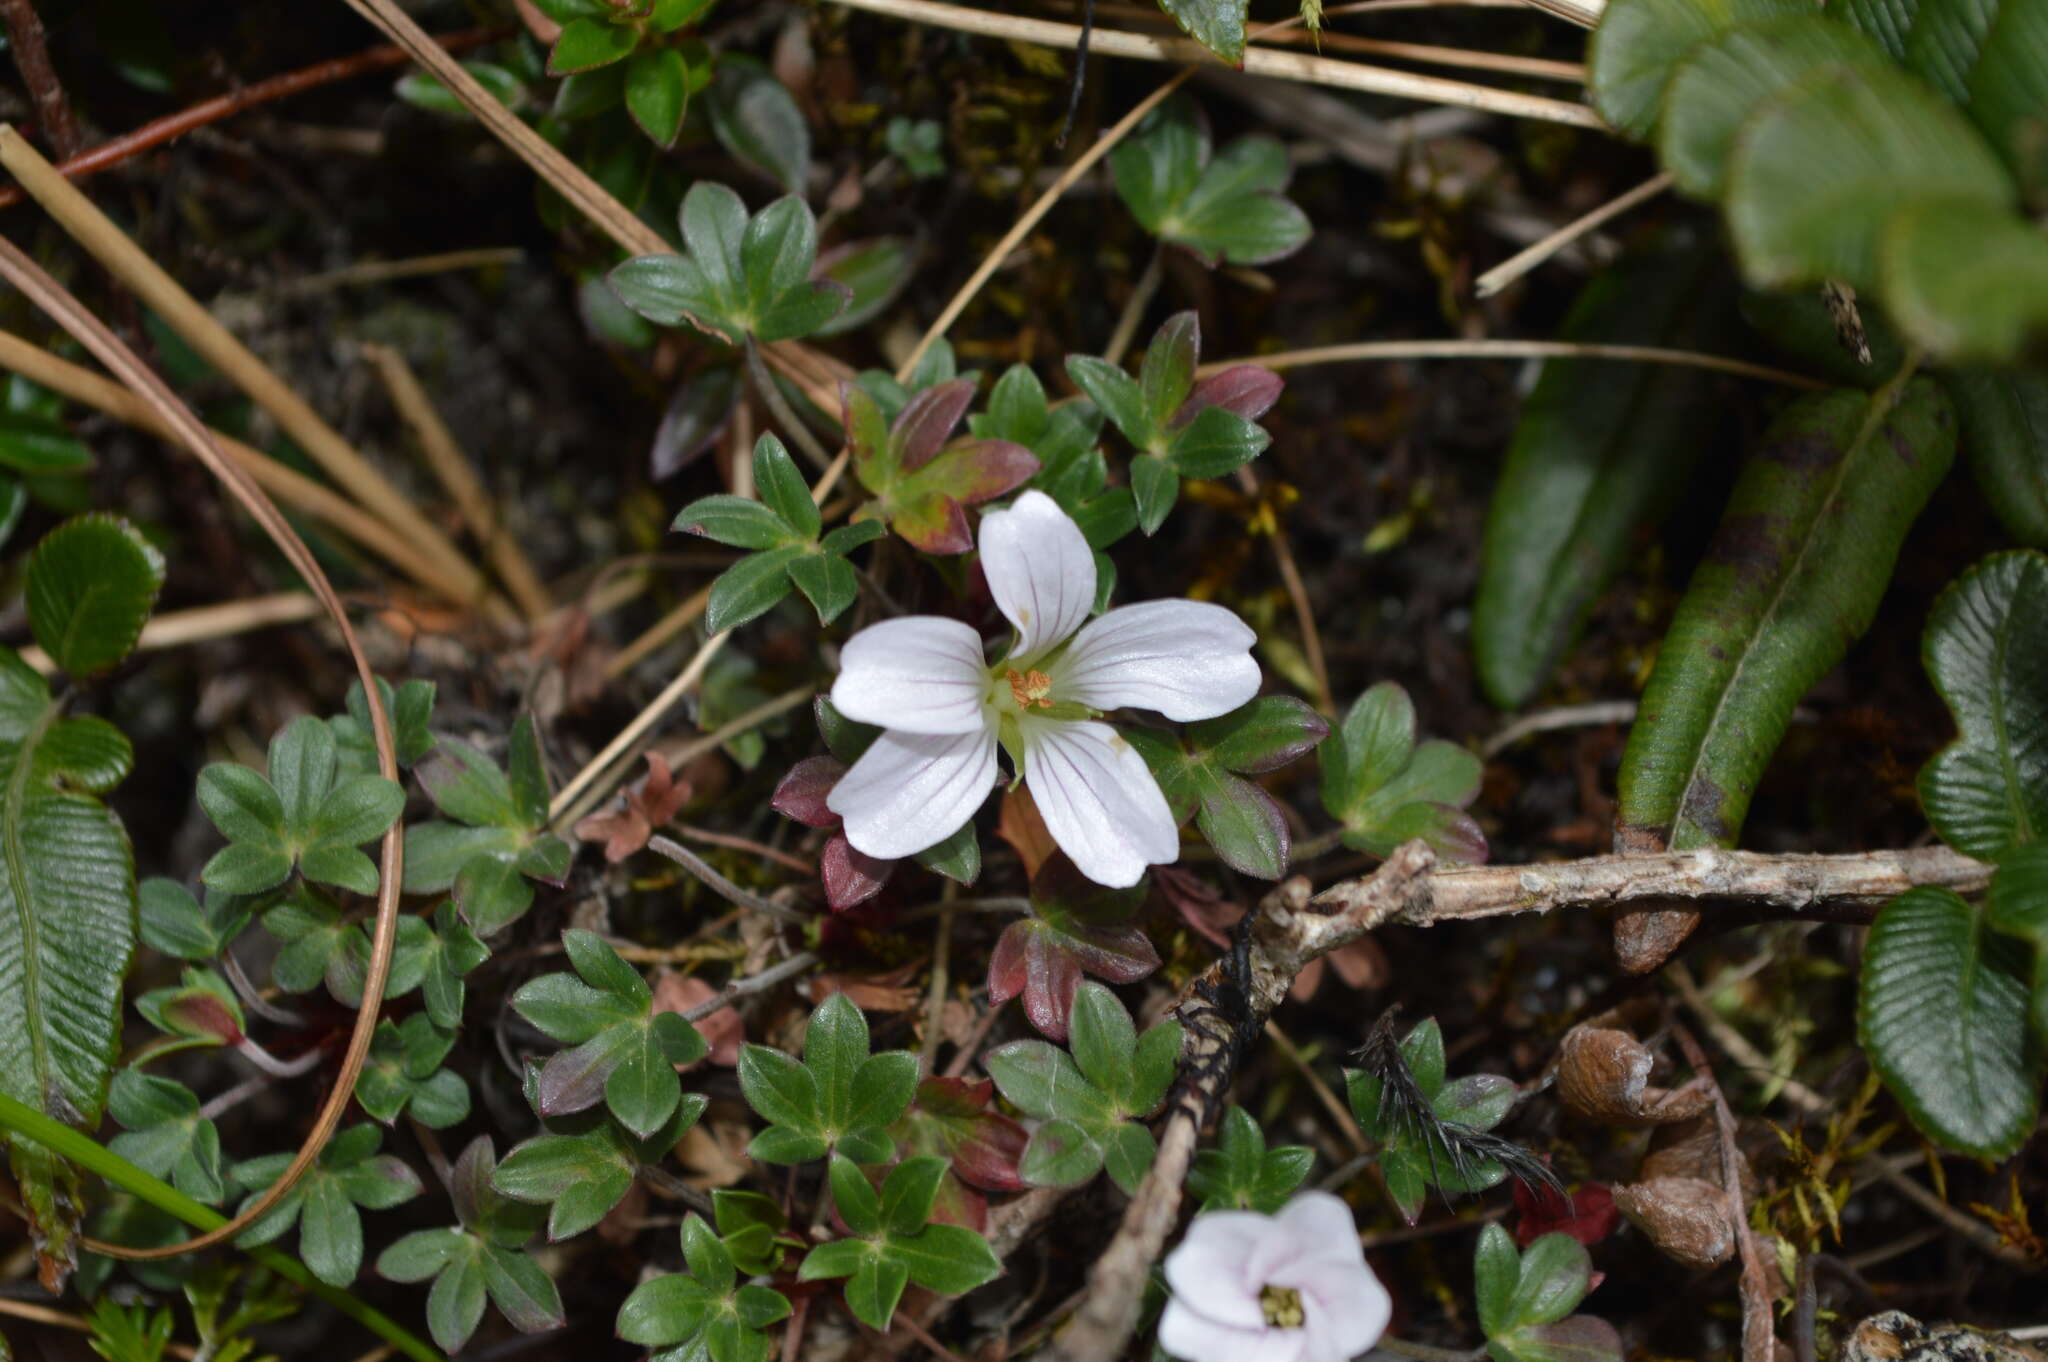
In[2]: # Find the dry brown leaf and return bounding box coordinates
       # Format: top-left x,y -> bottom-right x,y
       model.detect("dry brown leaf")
677,1121 -> 753,1189
997,786 -> 1057,879
1613,1175 -> 1735,1268
651,972 -> 743,1067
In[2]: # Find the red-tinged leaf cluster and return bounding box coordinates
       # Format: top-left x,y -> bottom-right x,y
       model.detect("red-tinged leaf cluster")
988,855 -> 1159,1040
1171,364 -> 1284,429
574,753 -> 692,862
771,755 -> 899,912
890,1077 -> 1030,1231
844,378 -> 1038,554
1512,1177 -> 1620,1248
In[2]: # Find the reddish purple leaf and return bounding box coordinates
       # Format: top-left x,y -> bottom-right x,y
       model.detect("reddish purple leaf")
911,1077 -> 1029,1191
165,992 -> 242,1045
895,378 -> 979,471
922,439 -> 1040,503
1513,1179 -> 1620,1248
1176,365 -> 1284,427
887,490 -> 977,556
772,755 -> 846,828
987,910 -> 1159,1041
821,832 -> 894,911
534,1034 -> 615,1117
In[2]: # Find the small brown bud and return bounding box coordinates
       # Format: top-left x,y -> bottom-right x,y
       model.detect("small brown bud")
1613,1176 -> 1735,1268
1555,1025 -> 1714,1127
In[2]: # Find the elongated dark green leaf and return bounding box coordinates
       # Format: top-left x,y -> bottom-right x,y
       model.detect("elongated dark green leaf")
1860,886 -> 2042,1155
1586,0 -> 1809,138
0,646 -> 137,1283
1158,0 -> 1249,61
1475,247 -> 1731,709
1660,16 -> 1892,198
1949,369 -> 2048,548
1918,549 -> 2048,857
26,514 -> 166,679
1617,381 -> 1956,855
1725,63 -> 2014,291
1964,0 -> 2048,182
705,59 -> 808,193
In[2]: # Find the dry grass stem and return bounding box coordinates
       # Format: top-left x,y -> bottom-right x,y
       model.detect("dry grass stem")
279,246 -> 524,295
363,343 -> 553,622
825,0 -> 1605,127
0,232 -> 403,1264
17,593 -> 323,675
1202,338 -> 1827,388
604,584 -> 712,679
1476,171 -> 1675,297
0,127 -> 488,606
0,331 -> 474,601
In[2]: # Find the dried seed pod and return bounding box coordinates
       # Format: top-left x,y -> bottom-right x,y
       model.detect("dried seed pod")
1612,1175 -> 1735,1268
1640,1113 -> 1756,1201
1555,1025 -> 1714,1127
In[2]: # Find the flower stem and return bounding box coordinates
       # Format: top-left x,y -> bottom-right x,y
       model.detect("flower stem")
1102,244 -> 1165,367
746,339 -> 834,471
0,1089 -> 444,1362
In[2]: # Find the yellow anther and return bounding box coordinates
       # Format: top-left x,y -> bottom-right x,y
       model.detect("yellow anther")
1006,669 -> 1055,710
1259,1285 -> 1305,1329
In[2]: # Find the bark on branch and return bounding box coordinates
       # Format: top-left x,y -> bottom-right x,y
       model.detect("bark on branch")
1040,840 -> 1990,1362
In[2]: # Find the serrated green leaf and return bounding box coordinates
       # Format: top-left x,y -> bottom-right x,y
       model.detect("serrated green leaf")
1880,196 -> 2048,361
1726,64 -> 2013,291
549,16 -> 637,75
1859,886 -> 2041,1156
1918,549 -> 2048,857
1618,382 -> 1957,855
1157,0 -> 1250,60
1587,0 -> 1811,139
0,646 -> 137,1274
1949,369 -> 2048,549
26,514 -> 165,678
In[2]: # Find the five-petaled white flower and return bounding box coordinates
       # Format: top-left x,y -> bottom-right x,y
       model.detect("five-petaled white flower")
825,490 -> 1258,887
1159,1191 -> 1392,1362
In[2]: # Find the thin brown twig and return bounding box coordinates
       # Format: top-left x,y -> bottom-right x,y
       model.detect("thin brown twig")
679,951 -> 822,1022
671,825 -> 815,875
1199,339 -> 1827,389
16,592 -> 322,674
362,342 -> 552,622
0,205 -> 403,1263
0,28 -> 504,211
647,835 -> 807,924
1669,1020 -> 1778,1362
1475,171 -> 1675,298
0,0 -> 83,159
1238,464 -> 1333,713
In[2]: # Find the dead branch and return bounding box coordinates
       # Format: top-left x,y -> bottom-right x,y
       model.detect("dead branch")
0,0 -> 83,159
1042,838 -> 1991,1362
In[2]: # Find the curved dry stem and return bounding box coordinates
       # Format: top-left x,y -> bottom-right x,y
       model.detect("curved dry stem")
0,164 -> 403,1262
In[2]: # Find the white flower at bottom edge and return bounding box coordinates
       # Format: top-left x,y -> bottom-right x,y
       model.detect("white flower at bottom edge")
1158,1191 -> 1391,1362
824,489 -> 1258,888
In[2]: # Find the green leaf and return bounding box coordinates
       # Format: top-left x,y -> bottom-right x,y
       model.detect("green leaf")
1131,455 -> 1180,536
0,646 -> 137,1276
1659,15 -> 1892,198
813,237 -> 914,338
549,16 -> 638,75
424,1243 -> 487,1353
1321,682 -> 1486,862
1475,246 -> 1733,709
481,1243 -> 565,1334
1880,197 -> 2048,361
1474,1224 -> 1520,1338
753,434 -> 820,539
1988,843 -> 2048,1040
845,1254 -> 910,1330
1139,312 -> 1199,428
1918,549 -> 2048,858
879,1156 -> 948,1236
1100,1120 -> 1157,1194
672,494 -> 796,550
625,45 -> 690,146
1859,886 -> 2042,1156
885,1221 -> 1001,1295
1500,1233 -> 1594,1330
136,878 -> 249,961
1963,0 -> 2048,182
706,545 -> 804,633
1167,405 -> 1269,480
1726,64 -> 2014,292
26,514 -> 165,678
1067,981 -> 1139,1105
1617,382 -> 1957,855
1158,0 -> 1249,60
107,1072 -> 224,1204
1586,0 -> 1811,139
706,59 -> 809,194
1016,1117 -> 1102,1187
1109,95 -> 1309,261
1065,356 -> 1155,452
0,411 -> 91,474
1949,369 -> 2048,549
828,1154 -> 882,1235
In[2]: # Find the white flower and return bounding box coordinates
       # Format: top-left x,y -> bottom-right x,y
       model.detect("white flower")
1159,1191 -> 1391,1362
825,490 -> 1258,887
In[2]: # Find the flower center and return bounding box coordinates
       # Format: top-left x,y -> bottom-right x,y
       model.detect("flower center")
1005,668 -> 1055,710
1259,1285 -> 1305,1329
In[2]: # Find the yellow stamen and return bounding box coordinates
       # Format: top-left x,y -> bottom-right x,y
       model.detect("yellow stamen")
1259,1285 -> 1305,1329
1006,668 -> 1055,710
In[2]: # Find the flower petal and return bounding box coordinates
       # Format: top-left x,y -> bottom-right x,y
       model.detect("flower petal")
1021,718 -> 1179,888
979,490 -> 1095,665
1251,1192 -> 1365,1278
831,616 -> 992,735
1285,1258 -> 1392,1362
1162,1213 -> 1267,1327
1051,600 -> 1260,721
1158,1303 -> 1308,1362
828,724 -> 998,860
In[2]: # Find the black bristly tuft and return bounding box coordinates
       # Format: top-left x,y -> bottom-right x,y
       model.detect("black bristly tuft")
1353,1008 -> 1565,1208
